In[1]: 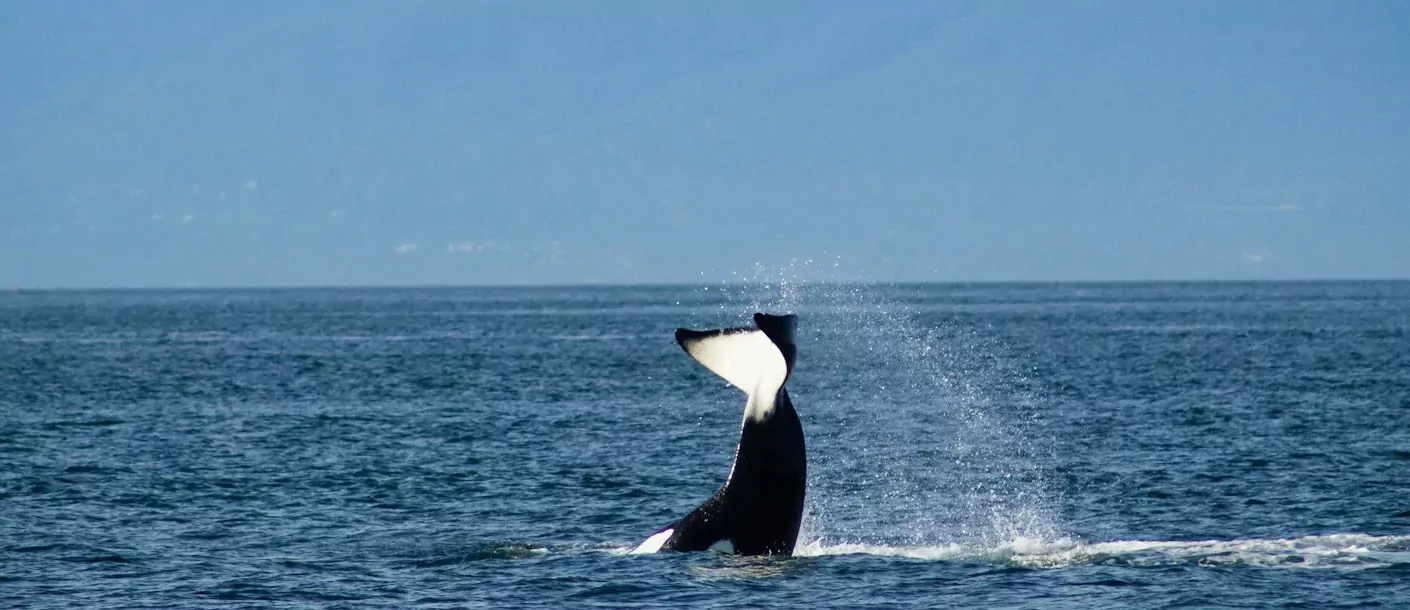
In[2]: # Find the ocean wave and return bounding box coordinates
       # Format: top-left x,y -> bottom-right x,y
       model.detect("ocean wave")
794,533 -> 1410,570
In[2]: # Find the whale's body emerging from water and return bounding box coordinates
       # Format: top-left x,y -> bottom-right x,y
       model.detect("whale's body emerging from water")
631,313 -> 806,556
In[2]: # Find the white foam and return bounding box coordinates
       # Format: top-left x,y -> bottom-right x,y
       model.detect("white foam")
794,533 -> 1410,570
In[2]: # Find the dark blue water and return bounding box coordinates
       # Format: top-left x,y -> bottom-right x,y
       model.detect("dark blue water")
3,282 -> 1409,608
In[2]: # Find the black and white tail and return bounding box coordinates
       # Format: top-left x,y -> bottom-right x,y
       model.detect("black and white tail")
631,313 -> 806,556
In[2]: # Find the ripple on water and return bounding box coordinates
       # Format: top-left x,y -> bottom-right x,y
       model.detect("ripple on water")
407,542 -> 550,567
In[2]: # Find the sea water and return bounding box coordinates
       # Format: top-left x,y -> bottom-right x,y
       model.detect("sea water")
2,282 -> 1408,608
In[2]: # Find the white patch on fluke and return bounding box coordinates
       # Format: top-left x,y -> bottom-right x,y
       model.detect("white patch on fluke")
680,329 -> 788,421
630,528 -> 674,554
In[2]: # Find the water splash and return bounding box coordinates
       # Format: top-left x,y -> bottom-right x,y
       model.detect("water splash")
796,533 -> 1410,571
704,266 -> 1062,551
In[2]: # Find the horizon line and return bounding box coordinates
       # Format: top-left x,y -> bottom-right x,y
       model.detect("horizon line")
6,277 -> 1410,293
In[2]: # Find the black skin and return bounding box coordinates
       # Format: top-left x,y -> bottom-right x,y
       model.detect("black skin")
658,388 -> 807,556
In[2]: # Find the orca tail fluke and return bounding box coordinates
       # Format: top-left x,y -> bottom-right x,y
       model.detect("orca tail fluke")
752,312 -> 797,372
673,313 -> 796,397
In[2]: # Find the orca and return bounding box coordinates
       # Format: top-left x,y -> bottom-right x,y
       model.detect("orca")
630,313 -> 806,557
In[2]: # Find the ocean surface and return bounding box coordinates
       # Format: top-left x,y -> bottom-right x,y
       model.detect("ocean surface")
2,281 -> 1408,608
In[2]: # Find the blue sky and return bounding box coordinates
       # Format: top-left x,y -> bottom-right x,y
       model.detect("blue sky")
3,1 -> 1407,287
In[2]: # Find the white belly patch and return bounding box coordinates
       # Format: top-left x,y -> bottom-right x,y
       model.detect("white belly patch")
630,528 -> 674,554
